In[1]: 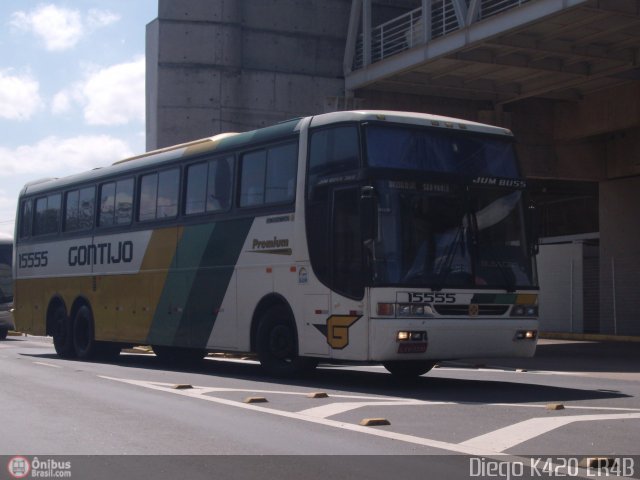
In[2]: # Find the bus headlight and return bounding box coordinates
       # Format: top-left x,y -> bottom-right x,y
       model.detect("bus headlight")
397,331 -> 426,342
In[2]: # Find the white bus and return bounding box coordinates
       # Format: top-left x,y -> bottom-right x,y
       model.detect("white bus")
13,111 -> 539,376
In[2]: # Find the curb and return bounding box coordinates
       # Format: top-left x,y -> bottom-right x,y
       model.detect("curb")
540,332 -> 640,343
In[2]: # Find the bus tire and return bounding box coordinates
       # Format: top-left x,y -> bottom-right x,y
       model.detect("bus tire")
0,328 -> 8,340
382,360 -> 436,378
72,305 -> 97,360
256,305 -> 317,377
52,306 -> 75,358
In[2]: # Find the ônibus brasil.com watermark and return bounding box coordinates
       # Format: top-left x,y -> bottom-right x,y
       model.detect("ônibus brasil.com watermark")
7,457 -> 72,478
470,457 -> 636,479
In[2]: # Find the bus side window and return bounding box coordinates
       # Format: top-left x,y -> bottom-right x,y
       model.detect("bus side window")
240,150 -> 266,207
266,143 -> 297,204
239,143 -> 296,207
99,179 -> 133,227
64,186 -> 95,232
308,125 -> 359,183
139,169 -> 179,221
19,200 -> 33,239
185,163 -> 207,215
207,156 -> 232,211
78,187 -> 95,230
185,157 -> 233,215
33,194 -> 61,236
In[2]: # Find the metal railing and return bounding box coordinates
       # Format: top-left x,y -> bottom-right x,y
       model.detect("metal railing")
353,0 -> 532,70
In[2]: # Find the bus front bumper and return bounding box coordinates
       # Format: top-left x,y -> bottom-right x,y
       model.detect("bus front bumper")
369,318 -> 538,362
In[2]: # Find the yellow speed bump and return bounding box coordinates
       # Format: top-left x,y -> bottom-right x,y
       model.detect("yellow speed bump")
307,392 -> 329,399
579,457 -> 617,469
172,384 -> 193,390
359,418 -> 391,427
244,396 -> 268,404
546,403 -> 565,410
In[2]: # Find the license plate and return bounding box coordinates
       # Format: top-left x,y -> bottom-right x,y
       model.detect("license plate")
398,342 -> 428,354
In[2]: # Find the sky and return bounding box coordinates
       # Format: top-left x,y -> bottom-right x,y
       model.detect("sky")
0,1 -> 158,237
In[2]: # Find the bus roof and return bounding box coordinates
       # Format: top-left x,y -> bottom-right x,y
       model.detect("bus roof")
310,110 -> 513,136
20,110 -> 511,197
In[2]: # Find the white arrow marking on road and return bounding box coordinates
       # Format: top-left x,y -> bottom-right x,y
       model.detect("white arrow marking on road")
460,413 -> 640,453
298,400 -> 447,418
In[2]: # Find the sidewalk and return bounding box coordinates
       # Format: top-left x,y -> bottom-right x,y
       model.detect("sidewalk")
460,338 -> 640,378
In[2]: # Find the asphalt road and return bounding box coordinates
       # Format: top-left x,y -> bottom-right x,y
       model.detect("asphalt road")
1,336 -> 639,480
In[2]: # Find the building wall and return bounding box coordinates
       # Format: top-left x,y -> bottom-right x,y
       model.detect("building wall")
146,0 -> 351,150
599,177 -> 640,335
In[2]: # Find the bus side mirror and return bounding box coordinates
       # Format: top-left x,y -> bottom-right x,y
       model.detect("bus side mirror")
526,202 -> 540,256
361,186 -> 378,243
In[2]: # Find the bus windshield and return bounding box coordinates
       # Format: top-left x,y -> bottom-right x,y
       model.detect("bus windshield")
370,182 -> 537,289
366,124 -> 519,178
363,124 -> 536,290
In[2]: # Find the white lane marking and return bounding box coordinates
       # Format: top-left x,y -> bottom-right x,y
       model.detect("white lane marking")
490,403 -> 640,413
99,375 -> 499,456
460,413 -> 640,453
298,400 -> 447,418
32,361 -> 61,368
131,380 -> 414,402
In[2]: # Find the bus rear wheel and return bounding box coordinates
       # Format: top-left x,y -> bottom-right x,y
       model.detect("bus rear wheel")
382,360 -> 436,378
52,306 -> 75,358
0,328 -> 8,340
256,305 -> 317,377
73,305 -> 97,360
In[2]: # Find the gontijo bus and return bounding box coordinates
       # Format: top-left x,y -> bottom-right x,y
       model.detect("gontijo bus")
14,111 -> 539,377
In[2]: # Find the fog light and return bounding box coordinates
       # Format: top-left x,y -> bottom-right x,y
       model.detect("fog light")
514,330 -> 537,340
397,331 -> 410,341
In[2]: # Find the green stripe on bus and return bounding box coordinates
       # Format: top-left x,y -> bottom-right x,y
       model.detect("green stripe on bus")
146,218 -> 254,348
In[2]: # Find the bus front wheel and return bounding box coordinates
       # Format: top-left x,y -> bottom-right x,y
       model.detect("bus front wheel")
382,360 -> 436,378
256,305 -> 317,377
0,328 -> 8,340
52,306 -> 75,358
